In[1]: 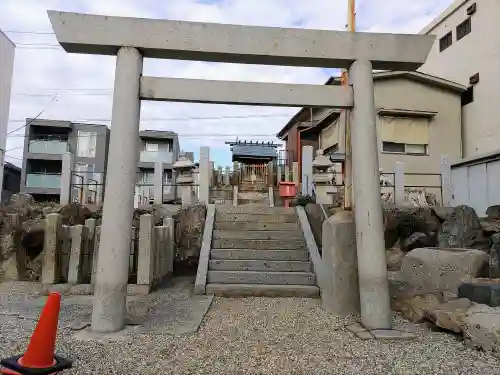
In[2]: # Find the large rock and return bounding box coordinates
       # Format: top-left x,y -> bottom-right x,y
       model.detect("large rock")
490,233 -> 500,278
391,293 -> 442,323
9,193 -> 34,206
386,245 -> 405,271
486,205 -> 500,220
424,298 -> 472,333
174,204 -> 207,263
383,206 -> 440,252
401,247 -> 489,297
59,203 -> 93,226
458,278 -> 500,307
437,205 -> 490,251
461,304 -> 500,358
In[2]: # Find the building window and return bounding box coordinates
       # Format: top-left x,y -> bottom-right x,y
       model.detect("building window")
439,31 -> 452,52
145,142 -> 159,152
457,18 -> 471,41
461,86 -> 474,106
76,131 -> 97,158
382,142 -> 427,155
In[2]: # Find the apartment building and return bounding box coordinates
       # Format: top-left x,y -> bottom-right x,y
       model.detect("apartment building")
135,130 -> 180,204
419,0 -> 500,158
0,30 -> 15,200
20,119 -> 110,202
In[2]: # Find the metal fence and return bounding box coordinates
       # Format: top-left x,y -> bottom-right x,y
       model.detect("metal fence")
71,171 -> 105,205
404,172 -> 443,204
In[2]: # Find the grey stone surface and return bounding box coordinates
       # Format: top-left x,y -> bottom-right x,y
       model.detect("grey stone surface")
212,230 -> 303,240
211,249 -> 309,261
438,205 -> 490,251
458,279 -> 500,307
424,298 -> 472,333
141,76 -> 353,108
391,294 -> 442,323
490,233 -> 500,279
370,329 -> 417,340
209,260 -> 312,272
212,238 -> 305,250
215,212 -> 297,223
194,204 -> 215,295
346,323 -> 374,340
461,304 -> 500,358
402,247 -> 489,297
486,205 -> 500,220
48,11 -> 434,70
41,213 -> 60,284
205,283 -> 319,297
207,270 -> 316,285
321,211 -> 360,315
1,277 -> 213,338
214,221 -> 299,231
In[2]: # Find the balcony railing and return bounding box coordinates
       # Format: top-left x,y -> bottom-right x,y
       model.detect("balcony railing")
28,139 -> 68,154
26,173 -> 61,189
139,151 -> 173,164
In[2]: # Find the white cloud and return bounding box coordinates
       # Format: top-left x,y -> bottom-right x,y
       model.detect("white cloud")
1,0 -> 455,166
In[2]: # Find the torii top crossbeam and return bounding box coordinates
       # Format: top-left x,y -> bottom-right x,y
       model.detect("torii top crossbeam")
47,11 -> 434,71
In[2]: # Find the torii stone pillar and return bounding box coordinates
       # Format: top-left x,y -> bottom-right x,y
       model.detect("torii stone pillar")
91,47 -> 143,333
349,59 -> 391,329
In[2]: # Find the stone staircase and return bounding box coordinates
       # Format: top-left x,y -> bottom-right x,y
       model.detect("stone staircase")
205,205 -> 319,297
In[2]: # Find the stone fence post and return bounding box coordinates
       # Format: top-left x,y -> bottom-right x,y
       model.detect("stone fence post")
41,213 -> 61,284
68,225 -> 87,284
394,161 -> 405,206
137,214 -> 154,292
60,152 -> 73,205
440,155 -> 452,206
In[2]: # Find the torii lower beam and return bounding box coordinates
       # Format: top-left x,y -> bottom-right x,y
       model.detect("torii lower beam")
140,77 -> 354,108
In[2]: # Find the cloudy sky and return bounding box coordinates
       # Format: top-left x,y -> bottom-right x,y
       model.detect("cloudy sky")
1,0 -> 453,167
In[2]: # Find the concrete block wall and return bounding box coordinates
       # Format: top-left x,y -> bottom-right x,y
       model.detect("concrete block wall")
40,213 -> 175,294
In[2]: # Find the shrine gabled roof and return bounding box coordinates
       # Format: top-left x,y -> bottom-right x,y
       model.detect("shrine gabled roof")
231,144 -> 278,159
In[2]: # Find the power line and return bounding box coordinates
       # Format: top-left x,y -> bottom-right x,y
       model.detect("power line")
7,95 -> 59,135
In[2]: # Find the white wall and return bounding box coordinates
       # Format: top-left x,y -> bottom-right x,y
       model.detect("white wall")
451,157 -> 500,216
0,30 -> 16,197
419,0 -> 500,157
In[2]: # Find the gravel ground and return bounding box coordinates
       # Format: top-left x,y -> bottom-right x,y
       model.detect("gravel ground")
1,284 -> 499,375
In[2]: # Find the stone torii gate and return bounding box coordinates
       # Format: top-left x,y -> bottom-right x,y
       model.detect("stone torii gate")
47,11 -> 434,334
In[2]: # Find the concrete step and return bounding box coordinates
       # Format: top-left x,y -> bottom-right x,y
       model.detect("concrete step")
214,221 -> 300,231
216,206 -> 294,215
207,270 -> 316,285
213,238 -> 305,250
206,283 -> 320,297
211,249 -> 309,261
209,260 -> 313,272
215,213 -> 297,223
212,230 -> 303,241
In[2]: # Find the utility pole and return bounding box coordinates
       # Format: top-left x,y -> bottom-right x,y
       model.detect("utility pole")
342,0 -> 355,210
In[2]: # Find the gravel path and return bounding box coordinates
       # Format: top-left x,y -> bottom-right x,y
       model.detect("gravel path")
1,289 -> 499,374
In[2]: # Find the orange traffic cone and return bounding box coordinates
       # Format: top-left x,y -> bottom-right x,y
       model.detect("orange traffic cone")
1,292 -> 72,375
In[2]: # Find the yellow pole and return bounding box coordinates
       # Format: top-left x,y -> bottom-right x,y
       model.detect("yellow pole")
343,0 -> 355,210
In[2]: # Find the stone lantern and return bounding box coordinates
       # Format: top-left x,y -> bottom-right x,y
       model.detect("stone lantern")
173,152 -> 196,206
312,149 -> 335,204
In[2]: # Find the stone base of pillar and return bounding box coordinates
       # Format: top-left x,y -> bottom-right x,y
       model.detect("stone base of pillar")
321,211 -> 360,315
